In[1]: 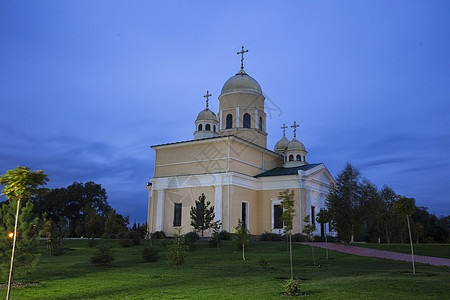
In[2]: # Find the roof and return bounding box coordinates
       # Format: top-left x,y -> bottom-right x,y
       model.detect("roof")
254,163 -> 322,178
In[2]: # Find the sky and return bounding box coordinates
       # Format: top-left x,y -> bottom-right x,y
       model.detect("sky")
1,1 -> 449,223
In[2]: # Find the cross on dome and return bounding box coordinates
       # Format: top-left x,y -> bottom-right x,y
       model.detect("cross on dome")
281,124 -> 288,136
203,90 -> 212,108
291,121 -> 300,138
237,46 -> 249,70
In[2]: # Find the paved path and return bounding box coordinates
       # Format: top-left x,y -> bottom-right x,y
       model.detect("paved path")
299,242 -> 450,267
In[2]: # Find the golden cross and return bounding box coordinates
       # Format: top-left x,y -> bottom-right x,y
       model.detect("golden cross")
203,90 -> 212,108
291,121 -> 300,138
281,124 -> 288,136
237,46 -> 249,70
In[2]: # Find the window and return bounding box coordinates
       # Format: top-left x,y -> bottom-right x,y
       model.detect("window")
289,154 -> 294,161
173,203 -> 182,227
198,124 -> 203,131
226,114 -> 233,129
213,125 -> 216,132
241,202 -> 248,229
274,205 -> 283,229
205,124 -> 211,131
259,117 -> 263,130
311,206 -> 315,227
296,154 -> 301,161
243,113 -> 251,128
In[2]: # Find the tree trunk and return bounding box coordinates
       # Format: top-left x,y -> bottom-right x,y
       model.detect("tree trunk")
385,222 -> 390,245
242,243 -> 245,261
325,233 -> 328,260
311,245 -> 316,267
406,215 -> 416,274
351,224 -> 354,243
289,233 -> 293,280
7,198 -> 21,300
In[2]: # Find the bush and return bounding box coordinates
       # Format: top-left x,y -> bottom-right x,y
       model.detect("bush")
258,258 -> 268,269
152,231 -> 166,239
88,238 -> 97,247
259,231 -> 284,241
120,238 -> 133,247
142,245 -> 159,262
208,237 -> 219,248
292,233 -> 307,242
184,231 -> 200,241
167,231 -> 188,266
102,233 -> 117,239
284,279 -> 300,296
90,242 -> 114,266
218,230 -> 231,240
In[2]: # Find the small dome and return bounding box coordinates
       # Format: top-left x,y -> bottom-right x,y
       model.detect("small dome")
286,138 -> 306,151
196,108 -> 218,122
274,136 -> 289,152
221,69 -> 262,95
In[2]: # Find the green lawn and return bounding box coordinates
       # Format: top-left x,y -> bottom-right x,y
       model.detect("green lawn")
349,243 -> 450,259
1,239 -> 449,299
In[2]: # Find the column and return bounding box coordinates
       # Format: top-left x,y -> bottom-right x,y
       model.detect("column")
255,109 -> 258,129
219,110 -> 223,130
236,107 -> 240,127
214,185 -> 223,226
155,189 -> 165,232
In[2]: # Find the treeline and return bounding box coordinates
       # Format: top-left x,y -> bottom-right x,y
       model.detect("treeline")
30,181 -> 129,237
326,163 -> 449,243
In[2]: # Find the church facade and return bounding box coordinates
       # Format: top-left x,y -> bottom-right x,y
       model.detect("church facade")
147,49 -> 335,237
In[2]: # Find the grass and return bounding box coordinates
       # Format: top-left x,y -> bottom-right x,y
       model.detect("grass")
349,243 -> 450,259
0,239 -> 449,299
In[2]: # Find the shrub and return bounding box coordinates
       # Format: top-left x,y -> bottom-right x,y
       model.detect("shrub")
259,231 -> 284,241
208,238 -> 219,248
292,233 -> 307,242
218,230 -> 231,240
167,229 -> 188,266
152,231 -> 166,239
90,242 -> 114,266
284,279 -> 300,296
142,245 -> 159,262
258,258 -> 268,269
102,233 -> 117,239
88,238 -> 97,247
120,238 -> 133,247
184,231 -> 200,241
123,231 -> 142,245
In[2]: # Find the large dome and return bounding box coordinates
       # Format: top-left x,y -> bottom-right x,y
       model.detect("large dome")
196,108 -> 218,122
221,69 -> 262,95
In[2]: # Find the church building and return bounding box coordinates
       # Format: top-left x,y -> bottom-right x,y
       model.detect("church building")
147,48 -> 335,237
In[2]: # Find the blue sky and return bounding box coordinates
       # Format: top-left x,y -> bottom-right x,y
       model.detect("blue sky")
1,1 -> 449,223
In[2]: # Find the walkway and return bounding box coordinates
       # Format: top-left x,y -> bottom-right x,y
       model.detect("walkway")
299,242 -> 450,267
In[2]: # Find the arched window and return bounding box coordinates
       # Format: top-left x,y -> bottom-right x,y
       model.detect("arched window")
205,124 -> 211,131
198,124 -> 203,131
226,114 -> 232,129
259,117 -> 263,130
243,113 -> 251,128
289,155 -> 294,161
213,125 -> 216,132
296,154 -> 301,161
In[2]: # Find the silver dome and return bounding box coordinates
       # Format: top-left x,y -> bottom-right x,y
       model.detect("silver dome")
274,136 -> 289,152
221,69 -> 262,95
286,138 -> 306,151
196,108 -> 218,122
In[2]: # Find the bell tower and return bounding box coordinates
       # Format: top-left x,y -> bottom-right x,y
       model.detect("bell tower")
218,46 -> 267,148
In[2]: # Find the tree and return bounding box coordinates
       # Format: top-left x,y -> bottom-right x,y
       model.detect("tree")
279,190 -> 295,280
316,209 -> 331,260
233,219 -> 250,261
302,215 -> 316,266
0,166 -> 48,300
326,162 -> 363,242
379,186 -> 397,244
190,193 -> 215,238
393,196 -> 416,274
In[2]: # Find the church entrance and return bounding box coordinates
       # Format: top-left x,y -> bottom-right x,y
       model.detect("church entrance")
272,201 -> 284,234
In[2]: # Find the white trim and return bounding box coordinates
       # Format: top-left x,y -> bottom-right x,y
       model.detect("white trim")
214,185 -> 223,225
156,157 -> 227,167
155,189 -> 165,232
241,201 -> 249,230
271,198 -> 284,234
